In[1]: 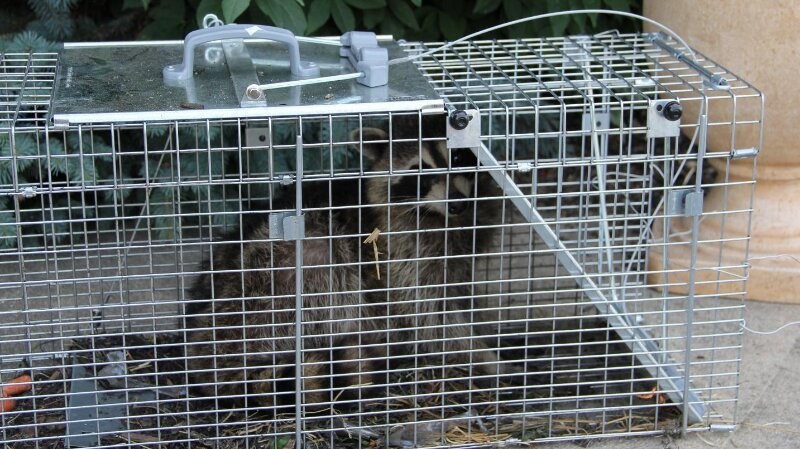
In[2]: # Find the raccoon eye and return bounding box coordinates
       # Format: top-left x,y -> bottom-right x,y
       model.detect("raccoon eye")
409,164 -> 419,170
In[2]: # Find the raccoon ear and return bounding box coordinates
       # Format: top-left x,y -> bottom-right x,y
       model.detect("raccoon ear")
350,127 -> 388,162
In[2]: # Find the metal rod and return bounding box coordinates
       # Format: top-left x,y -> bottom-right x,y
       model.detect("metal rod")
682,113 -> 708,433
294,134 -> 305,448
247,72 -> 364,98
473,142 -> 707,424
647,33 -> 729,89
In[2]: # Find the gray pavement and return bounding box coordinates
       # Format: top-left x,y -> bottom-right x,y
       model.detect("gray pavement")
546,300 -> 800,449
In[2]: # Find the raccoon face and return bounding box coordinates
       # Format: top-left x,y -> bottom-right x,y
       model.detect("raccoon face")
351,126 -> 479,219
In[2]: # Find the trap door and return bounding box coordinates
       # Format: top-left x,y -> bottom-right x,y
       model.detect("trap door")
434,34 -> 722,425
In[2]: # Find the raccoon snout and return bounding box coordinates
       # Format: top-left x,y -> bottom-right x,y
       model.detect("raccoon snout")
447,193 -> 468,215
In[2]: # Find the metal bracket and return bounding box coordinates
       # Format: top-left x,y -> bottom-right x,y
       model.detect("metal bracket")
446,109 -> 481,149
473,142 -> 708,424
667,188 -> 704,217
244,126 -> 271,147
340,31 -> 388,87
269,212 -> 305,240
582,111 -> 609,132
221,40 -> 267,107
647,99 -> 681,138
65,364 -> 126,448
684,191 -> 704,217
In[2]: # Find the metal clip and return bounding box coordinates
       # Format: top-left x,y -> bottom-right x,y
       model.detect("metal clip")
269,212 -> 305,240
684,191 -> 704,217
668,188 -> 703,217
340,32 -> 388,87
18,187 -> 37,199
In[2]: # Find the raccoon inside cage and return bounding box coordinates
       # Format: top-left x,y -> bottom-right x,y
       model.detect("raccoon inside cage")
0,23 -> 762,449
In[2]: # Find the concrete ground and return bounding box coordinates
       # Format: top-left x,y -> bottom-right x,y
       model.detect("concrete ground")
546,300 -> 800,449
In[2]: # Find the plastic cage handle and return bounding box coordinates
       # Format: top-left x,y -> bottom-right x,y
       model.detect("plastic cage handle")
163,24 -> 320,82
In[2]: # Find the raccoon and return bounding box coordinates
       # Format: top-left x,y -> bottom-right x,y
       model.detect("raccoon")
186,113 -> 511,412
351,114 -> 514,379
185,205 -> 377,410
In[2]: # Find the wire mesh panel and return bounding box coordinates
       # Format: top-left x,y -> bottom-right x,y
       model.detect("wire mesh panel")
0,31 -> 762,449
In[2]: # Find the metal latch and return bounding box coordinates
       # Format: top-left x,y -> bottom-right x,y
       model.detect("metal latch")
269,212 -> 306,240
340,32 -> 388,87
668,188 -> 704,217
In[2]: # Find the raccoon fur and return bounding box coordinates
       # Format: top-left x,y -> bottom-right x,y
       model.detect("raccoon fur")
185,206 -> 377,410
186,113 -> 511,411
350,114 -> 513,378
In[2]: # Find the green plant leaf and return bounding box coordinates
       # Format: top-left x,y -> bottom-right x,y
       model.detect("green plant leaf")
331,0 -> 355,32
503,0 -> 522,21
261,0 -> 307,34
581,0 -> 602,27
343,0 -> 386,9
121,0 -> 141,9
362,7 -> 385,29
307,0 -> 332,34
378,13 -> 404,38
410,0 -> 421,5
222,0 -> 251,23
11,134 -> 39,173
149,188 -> 177,240
139,1 -> 186,39
545,0 -> 569,36
0,202 -> 18,250
389,0 -> 419,31
46,138 -> 67,176
438,13 -> 465,41
419,9 -> 437,36
473,0 -> 501,14
603,0 -> 631,11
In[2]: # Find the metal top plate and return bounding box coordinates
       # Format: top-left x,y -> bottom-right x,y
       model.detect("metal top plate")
50,38 -> 443,126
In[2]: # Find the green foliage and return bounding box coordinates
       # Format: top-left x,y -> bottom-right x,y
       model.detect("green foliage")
138,0 -> 642,41
2,0 -> 641,52
0,129 -> 119,249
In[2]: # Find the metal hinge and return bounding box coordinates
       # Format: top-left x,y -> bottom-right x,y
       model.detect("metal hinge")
647,33 -> 730,90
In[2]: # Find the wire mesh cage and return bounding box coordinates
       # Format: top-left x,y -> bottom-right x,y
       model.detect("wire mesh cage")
0,27 -> 762,449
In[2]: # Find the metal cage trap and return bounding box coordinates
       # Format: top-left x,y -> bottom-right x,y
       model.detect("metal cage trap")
0,22 -> 762,449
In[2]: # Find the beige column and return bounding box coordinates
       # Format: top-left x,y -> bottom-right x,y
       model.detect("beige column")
644,1 -> 800,303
